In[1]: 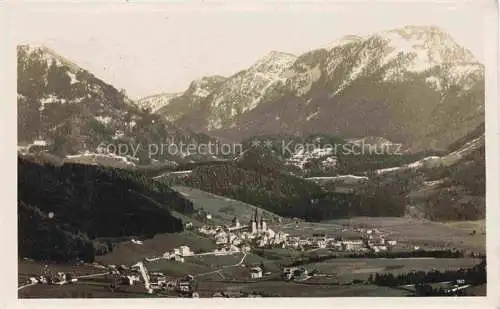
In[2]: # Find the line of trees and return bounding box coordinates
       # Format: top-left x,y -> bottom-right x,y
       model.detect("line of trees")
345,249 -> 469,259
283,249 -> 472,268
413,283 -> 468,296
369,258 -> 486,288
158,163 -> 407,221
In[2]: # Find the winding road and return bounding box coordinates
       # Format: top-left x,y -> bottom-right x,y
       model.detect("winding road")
18,271 -> 110,291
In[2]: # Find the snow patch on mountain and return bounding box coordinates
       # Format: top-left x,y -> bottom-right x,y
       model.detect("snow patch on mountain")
440,135 -> 484,166
285,146 -> 337,170
26,44 -> 82,74
372,134 -> 483,176
375,156 -> 442,175
67,71 -> 79,85
333,40 -> 382,95
306,111 -> 319,122
289,63 -> 323,96
189,77 -> 226,98
252,51 -> 297,74
64,152 -> 138,168
94,116 -> 112,126
323,35 -> 363,50
137,93 -> 182,112
40,95 -> 65,106
307,174 -> 369,183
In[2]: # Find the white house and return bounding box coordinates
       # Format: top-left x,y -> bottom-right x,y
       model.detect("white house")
173,255 -> 185,263
250,267 -> 263,279
240,244 -> 251,253
179,245 -> 193,256
131,239 -> 143,245
124,274 -> 140,285
33,140 -> 48,146
317,240 -> 327,248
342,240 -> 364,251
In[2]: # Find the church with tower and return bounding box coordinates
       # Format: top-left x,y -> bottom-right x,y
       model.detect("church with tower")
220,208 -> 287,248
249,208 -> 267,234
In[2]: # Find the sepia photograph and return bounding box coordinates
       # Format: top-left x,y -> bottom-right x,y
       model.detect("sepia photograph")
2,0 -> 498,304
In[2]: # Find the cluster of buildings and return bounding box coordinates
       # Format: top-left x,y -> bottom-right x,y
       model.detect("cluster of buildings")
197,209 -> 290,251
195,209 -> 399,257
284,234 -> 366,252
18,139 -> 52,155
275,227 -> 398,253
161,245 -> 194,263
358,227 -> 397,253
284,145 -> 337,171
282,267 -> 311,281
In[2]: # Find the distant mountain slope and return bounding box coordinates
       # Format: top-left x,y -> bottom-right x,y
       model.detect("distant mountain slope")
18,156 -> 194,262
310,123 -> 485,221
154,161 -> 408,220
136,92 -> 182,113
17,45 -> 217,165
145,26 -> 483,151
237,133 -> 443,177
405,123 -> 485,220
153,76 -> 227,122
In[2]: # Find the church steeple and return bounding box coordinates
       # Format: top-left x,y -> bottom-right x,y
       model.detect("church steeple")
261,215 -> 267,232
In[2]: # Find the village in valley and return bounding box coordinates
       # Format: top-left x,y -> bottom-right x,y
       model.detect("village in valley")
195,209 -> 397,258
14,4 -> 488,299
18,201 -> 485,298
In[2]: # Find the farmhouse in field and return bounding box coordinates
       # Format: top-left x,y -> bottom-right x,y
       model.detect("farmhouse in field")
250,266 -> 263,279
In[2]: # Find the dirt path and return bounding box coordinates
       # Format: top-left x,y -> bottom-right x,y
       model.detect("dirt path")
194,252 -> 247,278
18,272 -> 109,291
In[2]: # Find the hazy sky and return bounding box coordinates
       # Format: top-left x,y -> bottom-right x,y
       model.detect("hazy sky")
12,1 -> 488,99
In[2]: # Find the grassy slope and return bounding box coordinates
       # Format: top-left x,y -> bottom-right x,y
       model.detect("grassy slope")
95,231 -> 217,266
171,186 -> 283,225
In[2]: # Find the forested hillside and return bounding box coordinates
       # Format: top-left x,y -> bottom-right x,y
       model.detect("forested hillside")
18,156 -> 193,262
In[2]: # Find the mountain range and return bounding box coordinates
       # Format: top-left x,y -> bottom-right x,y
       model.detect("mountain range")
140,25 -> 484,152
17,25 -> 485,233
17,45 -> 216,165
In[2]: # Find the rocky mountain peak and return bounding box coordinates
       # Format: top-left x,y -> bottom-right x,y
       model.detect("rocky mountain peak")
251,50 -> 297,74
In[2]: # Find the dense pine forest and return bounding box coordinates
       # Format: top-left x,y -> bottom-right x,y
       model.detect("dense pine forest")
18,156 -> 194,262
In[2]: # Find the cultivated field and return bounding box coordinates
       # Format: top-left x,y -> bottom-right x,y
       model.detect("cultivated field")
304,258 -> 481,281
317,217 -> 485,252
95,231 -> 217,266
196,280 -> 411,297
18,277 -> 154,298
18,260 -> 105,287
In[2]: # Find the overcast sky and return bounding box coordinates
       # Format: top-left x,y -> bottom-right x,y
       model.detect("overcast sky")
12,1 -> 488,99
